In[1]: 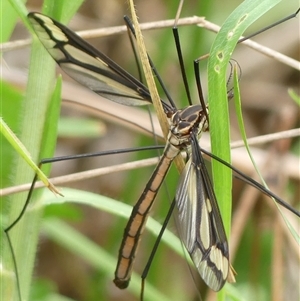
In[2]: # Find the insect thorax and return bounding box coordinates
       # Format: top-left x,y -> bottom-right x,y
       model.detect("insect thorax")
168,104 -> 208,148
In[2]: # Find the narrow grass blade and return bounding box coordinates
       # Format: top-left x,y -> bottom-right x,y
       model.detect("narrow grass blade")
208,0 -> 281,238
233,64 -> 300,244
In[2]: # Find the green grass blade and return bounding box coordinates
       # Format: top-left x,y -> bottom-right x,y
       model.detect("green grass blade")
207,0 -> 281,299
42,188 -> 187,264
288,89 -> 300,106
40,187 -> 239,300
43,218 -> 172,301
1,1 -> 84,300
208,0 -> 281,236
0,118 -> 59,193
233,61 -> 300,245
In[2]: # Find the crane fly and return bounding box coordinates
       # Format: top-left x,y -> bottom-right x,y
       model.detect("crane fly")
27,11 -> 234,291
4,9 -> 300,301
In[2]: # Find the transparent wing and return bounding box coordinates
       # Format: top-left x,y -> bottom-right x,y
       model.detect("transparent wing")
175,138 -> 230,291
28,12 -> 152,106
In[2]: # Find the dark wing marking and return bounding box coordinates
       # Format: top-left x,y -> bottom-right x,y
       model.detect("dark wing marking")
28,12 -> 152,106
176,133 -> 232,291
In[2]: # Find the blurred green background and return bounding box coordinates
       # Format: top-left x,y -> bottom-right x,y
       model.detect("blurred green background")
1,0 -> 299,301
